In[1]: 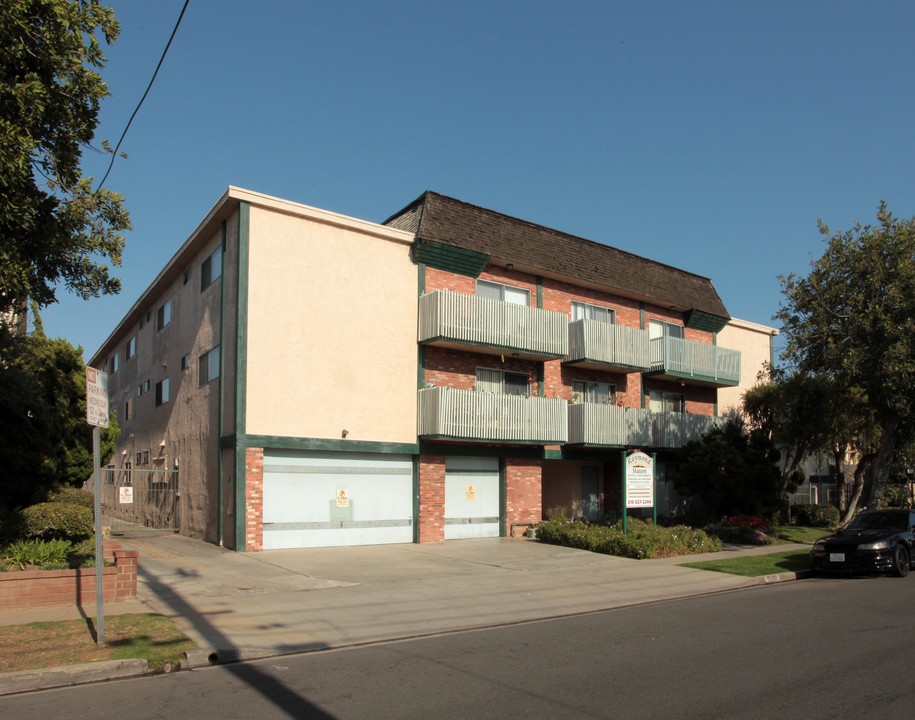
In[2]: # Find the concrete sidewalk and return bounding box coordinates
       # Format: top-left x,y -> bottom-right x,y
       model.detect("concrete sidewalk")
0,535 -> 811,693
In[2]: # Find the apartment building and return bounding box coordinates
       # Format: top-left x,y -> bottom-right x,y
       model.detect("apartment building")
91,187 -> 748,551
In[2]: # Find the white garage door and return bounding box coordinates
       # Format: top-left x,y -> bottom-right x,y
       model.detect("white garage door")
262,450 -> 413,549
445,456 -> 500,539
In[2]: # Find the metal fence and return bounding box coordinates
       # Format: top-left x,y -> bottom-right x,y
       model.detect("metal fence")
100,467 -> 178,536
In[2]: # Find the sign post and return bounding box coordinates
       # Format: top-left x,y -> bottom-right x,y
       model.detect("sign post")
86,367 -> 108,645
624,451 -> 655,534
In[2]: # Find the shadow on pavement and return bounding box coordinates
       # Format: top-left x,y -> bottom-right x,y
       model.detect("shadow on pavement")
138,563 -> 335,719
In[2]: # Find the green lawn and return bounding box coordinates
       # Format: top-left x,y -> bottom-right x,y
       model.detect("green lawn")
680,549 -> 812,577
771,525 -> 833,544
0,613 -> 197,674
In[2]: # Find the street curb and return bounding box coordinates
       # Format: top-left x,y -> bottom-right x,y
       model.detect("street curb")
0,658 -> 148,696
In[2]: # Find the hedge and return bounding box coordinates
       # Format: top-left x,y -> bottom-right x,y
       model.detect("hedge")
22,502 -> 93,541
537,517 -> 720,559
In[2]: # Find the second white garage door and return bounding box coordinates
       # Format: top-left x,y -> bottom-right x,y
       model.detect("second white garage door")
444,456 -> 500,539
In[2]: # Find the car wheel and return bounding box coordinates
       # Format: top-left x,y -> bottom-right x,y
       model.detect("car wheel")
892,545 -> 910,578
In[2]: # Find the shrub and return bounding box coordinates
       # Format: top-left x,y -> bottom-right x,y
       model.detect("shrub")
68,536 -> 101,568
46,487 -> 95,509
537,517 -> 720,559
707,514 -> 776,545
792,503 -> 840,528
2,538 -> 72,570
22,502 -> 93,541
0,507 -> 26,545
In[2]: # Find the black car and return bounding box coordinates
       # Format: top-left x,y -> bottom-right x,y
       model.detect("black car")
810,509 -> 915,577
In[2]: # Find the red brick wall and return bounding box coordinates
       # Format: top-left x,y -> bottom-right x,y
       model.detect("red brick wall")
417,455 -> 446,543
0,542 -> 138,610
245,447 -> 264,552
505,458 -> 542,535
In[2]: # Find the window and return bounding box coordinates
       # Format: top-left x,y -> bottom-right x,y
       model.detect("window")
199,346 -> 220,386
572,380 -> 615,405
476,279 -> 530,306
136,452 -> 142,465
109,353 -> 119,373
650,390 -> 685,413
155,377 -> 170,406
649,319 -> 684,340
181,353 -> 190,370
125,336 -> 136,360
157,300 -> 172,331
571,301 -> 614,323
475,368 -> 530,396
124,399 -> 133,420
201,245 -> 223,290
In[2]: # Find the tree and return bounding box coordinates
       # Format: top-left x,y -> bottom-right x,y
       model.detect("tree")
0,310 -> 118,510
777,203 -> 915,515
741,366 -> 878,523
0,0 -> 130,314
673,421 -> 783,520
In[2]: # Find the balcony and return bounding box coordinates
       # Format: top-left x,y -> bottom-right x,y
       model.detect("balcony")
567,403 -> 652,446
651,412 -> 729,449
418,290 -> 568,361
567,403 -> 728,448
418,387 -> 568,445
648,337 -> 740,387
565,320 -> 650,373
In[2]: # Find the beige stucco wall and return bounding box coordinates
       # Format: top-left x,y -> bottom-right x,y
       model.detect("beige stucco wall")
717,318 -> 778,418
244,204 -> 417,443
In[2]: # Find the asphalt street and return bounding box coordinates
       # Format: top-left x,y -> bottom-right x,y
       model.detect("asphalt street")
2,573 -> 912,719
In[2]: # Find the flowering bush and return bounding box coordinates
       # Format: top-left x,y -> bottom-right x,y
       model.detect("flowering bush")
721,514 -> 770,530
708,515 -> 775,545
537,517 -> 720,559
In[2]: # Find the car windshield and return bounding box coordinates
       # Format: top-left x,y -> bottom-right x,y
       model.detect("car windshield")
847,512 -> 908,531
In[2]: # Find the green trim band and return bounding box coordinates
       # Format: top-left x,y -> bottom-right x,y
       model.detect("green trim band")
413,240 -> 490,277
225,434 -> 419,455
233,202 -> 251,550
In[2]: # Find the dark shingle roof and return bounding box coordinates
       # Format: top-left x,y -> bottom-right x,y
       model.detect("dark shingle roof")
384,191 -> 730,320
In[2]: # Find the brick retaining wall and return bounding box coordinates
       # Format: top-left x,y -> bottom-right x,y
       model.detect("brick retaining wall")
0,541 -> 139,611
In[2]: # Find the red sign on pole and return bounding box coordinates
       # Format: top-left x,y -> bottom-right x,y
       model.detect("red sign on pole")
86,367 -> 109,428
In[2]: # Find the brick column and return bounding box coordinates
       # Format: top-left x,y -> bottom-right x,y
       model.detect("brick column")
505,457 -> 543,536
113,548 -> 139,600
245,447 -> 264,551
417,455 -> 446,543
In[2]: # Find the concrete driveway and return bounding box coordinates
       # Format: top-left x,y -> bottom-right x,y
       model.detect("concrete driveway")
116,534 -> 803,662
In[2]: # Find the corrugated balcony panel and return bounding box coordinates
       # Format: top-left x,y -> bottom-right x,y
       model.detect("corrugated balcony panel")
651,412 -> 729,448
418,290 -> 568,359
417,387 -> 568,444
567,403 -> 653,446
565,320 -> 651,372
648,337 -> 741,387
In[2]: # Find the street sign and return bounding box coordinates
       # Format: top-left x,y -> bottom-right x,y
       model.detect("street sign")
86,367 -> 109,428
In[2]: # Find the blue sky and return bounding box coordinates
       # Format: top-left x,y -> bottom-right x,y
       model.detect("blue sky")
40,1 -> 915,361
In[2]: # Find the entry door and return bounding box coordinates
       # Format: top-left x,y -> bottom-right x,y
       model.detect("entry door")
581,467 -> 600,521
445,457 -> 500,539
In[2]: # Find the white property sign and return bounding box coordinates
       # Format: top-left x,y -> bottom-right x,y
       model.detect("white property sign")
86,367 -> 109,428
625,451 -> 654,508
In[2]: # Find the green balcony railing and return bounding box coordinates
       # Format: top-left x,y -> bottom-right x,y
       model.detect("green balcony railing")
418,386 -> 568,444
418,290 -> 568,359
567,403 -> 729,448
566,320 -> 650,372
649,337 -> 740,386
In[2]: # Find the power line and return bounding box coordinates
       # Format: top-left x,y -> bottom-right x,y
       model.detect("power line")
96,0 -> 191,191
